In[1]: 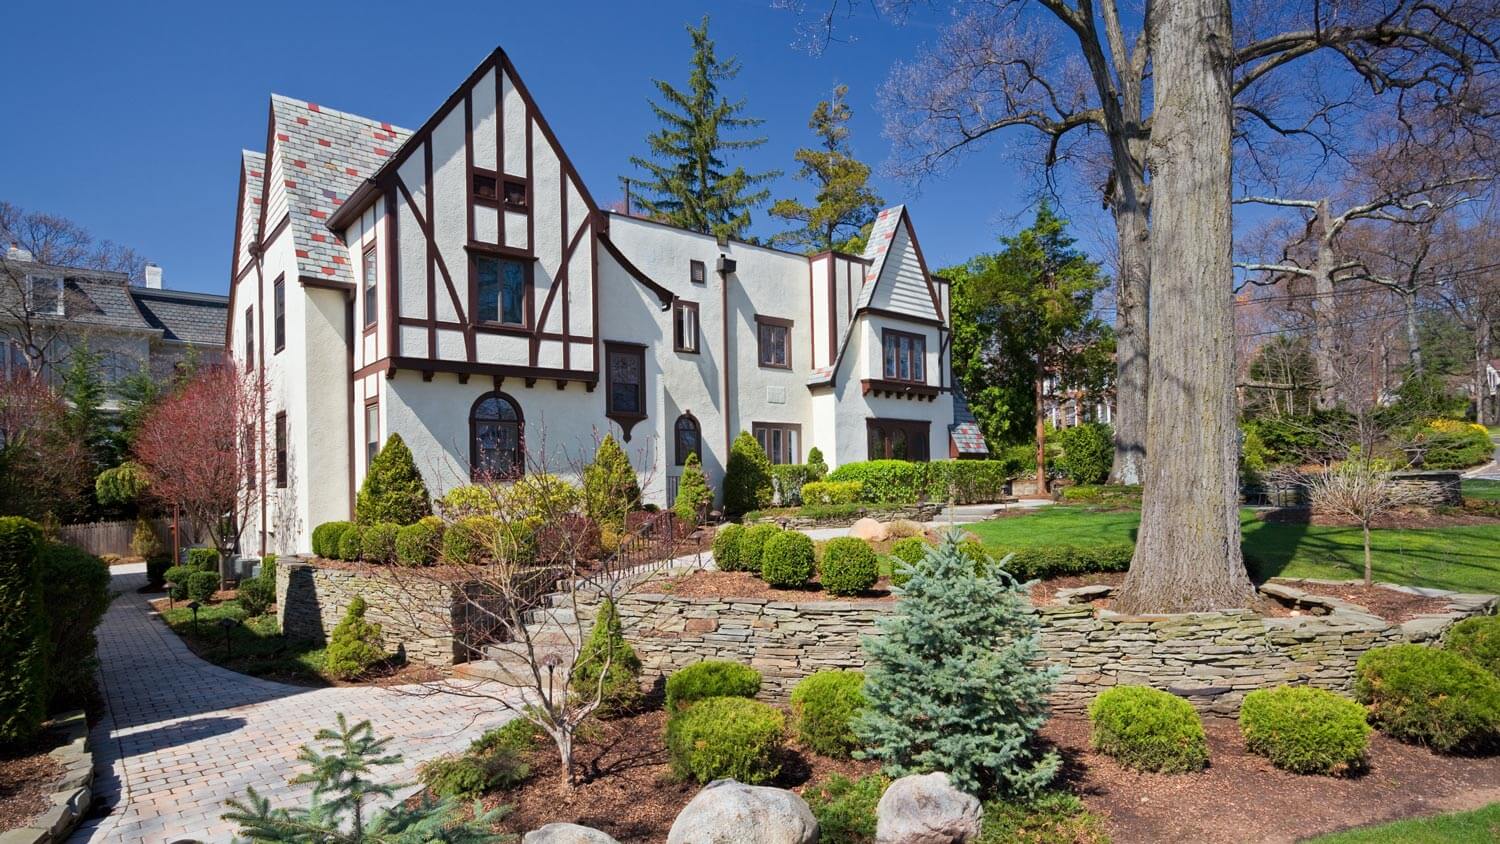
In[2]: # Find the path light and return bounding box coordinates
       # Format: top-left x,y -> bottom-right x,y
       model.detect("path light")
187,601 -> 201,633
541,652 -> 563,701
217,617 -> 239,661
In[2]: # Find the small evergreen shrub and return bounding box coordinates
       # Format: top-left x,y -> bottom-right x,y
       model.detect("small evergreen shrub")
436,484 -> 498,519
761,530 -> 815,588
186,570 -> 220,602
164,565 -> 194,600
801,480 -> 864,506
360,522 -> 400,564
419,751 -> 530,799
711,523 -> 746,572
1446,616 -> 1500,676
724,431 -> 773,514
395,517 -> 444,567
1355,644 -> 1500,753
770,464 -> 815,506
324,595 -> 386,680
130,516 -> 163,558
666,696 -> 785,784
738,523 -> 782,574
470,717 -> 544,757
791,670 -> 866,757
145,555 -> 171,589
187,547 -> 220,572
95,461 -> 149,506
986,543 -> 1135,582
887,536 -> 932,587
827,460 -> 926,504
571,599 -> 643,717
805,773 -> 887,844
583,435 -> 641,530
1239,686 -> 1370,775
1053,423 -> 1113,485
665,660 -> 761,711
311,521 -> 353,558
355,433 -> 432,525
819,538 -> 878,596
1088,686 -> 1209,773
441,516 -> 499,565
673,452 -> 714,525
0,518 -> 47,745
977,791 -> 1109,844
35,543 -> 109,709
336,525 -> 365,562
806,447 -> 829,481
237,577 -> 275,617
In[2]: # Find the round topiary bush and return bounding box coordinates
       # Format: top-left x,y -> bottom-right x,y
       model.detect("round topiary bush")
761,530 -> 815,588
1446,616 -> 1500,676
1239,686 -> 1371,775
395,517 -> 444,567
666,696 -> 785,784
1355,644 -> 1500,753
711,523 -> 746,572
336,525 -> 365,562
738,523 -> 782,575
360,522 -> 400,564
887,536 -> 931,587
185,570 -> 220,603
442,516 -> 500,565
312,521 -> 353,559
665,660 -> 762,711
819,537 -> 878,596
1088,686 -> 1209,773
790,670 -> 866,757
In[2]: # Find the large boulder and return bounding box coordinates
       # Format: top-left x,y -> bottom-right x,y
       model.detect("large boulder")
850,518 -> 889,542
523,824 -> 620,844
876,772 -> 982,844
666,779 -> 818,844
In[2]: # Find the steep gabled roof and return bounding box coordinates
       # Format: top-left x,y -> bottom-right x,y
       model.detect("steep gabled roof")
857,204 -> 905,309
130,288 -> 229,346
267,95 -> 411,285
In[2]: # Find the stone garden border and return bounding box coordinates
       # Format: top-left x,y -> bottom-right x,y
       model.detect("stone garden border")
0,711 -> 94,844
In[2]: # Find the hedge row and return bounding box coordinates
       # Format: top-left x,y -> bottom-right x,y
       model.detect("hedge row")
825,459 -> 1019,505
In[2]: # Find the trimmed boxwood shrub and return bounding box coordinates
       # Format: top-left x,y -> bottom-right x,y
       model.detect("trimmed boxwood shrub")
827,460 -> 926,504
164,565 -> 194,600
711,523 -> 747,572
36,543 -> 110,708
311,521 -> 353,559
336,525 -> 365,561
887,536 -> 932,587
1239,686 -> 1370,774
395,517 -> 443,567
186,570 -> 220,602
360,522 -> 400,564
187,547 -> 220,573
801,480 -> 864,506
762,530 -> 815,588
1355,644 -> 1500,753
738,523 -> 782,575
791,670 -> 866,757
441,516 -> 499,565
988,543 -> 1134,581
1088,686 -> 1209,773
237,576 -> 275,617
145,555 -> 171,589
0,517 -> 47,746
1446,616 -> 1500,676
826,459 -> 1021,506
665,660 -> 761,711
819,537 -> 878,596
666,696 -> 785,784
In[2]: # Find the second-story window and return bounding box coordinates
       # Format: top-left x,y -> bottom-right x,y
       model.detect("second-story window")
756,316 -> 791,369
882,330 -> 925,383
605,343 -> 645,418
27,276 -> 63,316
476,255 -> 528,326
273,275 -> 286,352
244,307 -> 254,371
362,243 -> 378,328
673,300 -> 699,353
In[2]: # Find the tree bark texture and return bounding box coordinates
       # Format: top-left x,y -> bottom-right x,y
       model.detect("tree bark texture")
1111,201 -> 1151,484
1117,0 -> 1255,613
1477,313 -> 1493,427
1403,288 -> 1422,374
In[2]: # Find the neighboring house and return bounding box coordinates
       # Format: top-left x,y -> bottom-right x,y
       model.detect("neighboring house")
228,47 -> 982,556
0,254 -> 227,408
1042,372 -> 1114,430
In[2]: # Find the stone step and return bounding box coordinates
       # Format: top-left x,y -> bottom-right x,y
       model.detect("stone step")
524,606 -> 577,626
483,634 -> 578,663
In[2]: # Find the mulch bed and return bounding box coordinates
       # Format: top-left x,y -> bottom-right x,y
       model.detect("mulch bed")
1045,715 -> 1500,843
1289,582 -> 1452,623
0,735 -> 64,833
641,569 -> 896,603
480,708 -> 877,842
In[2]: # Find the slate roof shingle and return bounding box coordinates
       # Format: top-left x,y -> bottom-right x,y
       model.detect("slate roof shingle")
130,288 -> 229,346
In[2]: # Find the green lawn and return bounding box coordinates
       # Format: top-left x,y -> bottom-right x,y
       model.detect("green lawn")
159,599 -> 328,684
967,506 -> 1500,594
1465,478 -> 1500,501
1306,802 -> 1500,843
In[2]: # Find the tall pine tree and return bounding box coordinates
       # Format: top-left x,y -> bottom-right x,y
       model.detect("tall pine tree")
627,16 -> 778,240
770,85 -> 884,253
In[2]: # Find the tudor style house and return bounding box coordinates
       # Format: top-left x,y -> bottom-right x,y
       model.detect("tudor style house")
228,48 -> 988,556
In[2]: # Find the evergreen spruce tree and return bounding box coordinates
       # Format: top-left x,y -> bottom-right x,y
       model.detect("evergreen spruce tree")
672,452 -> 713,524
723,431 -> 772,515
583,435 -> 641,531
853,530 -> 1060,797
627,16 -> 778,240
324,596 -> 387,681
770,85 -> 885,253
571,598 -> 644,717
61,344 -> 115,482
806,447 -> 829,481
355,434 -> 431,526
223,713 -> 506,842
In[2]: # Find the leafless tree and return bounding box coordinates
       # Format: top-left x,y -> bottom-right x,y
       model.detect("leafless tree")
1304,459 -> 1427,585
1431,208 -> 1500,424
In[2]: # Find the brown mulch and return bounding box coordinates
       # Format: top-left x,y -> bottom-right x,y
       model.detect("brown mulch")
1045,715 -> 1500,844
481,708 -> 877,843
1259,506 -> 1500,528
641,569 -> 896,603
1287,581 -> 1452,623
1029,572 -> 1128,605
0,737 -> 63,833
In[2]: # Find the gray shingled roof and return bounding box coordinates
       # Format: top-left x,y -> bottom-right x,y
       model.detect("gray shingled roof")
130,288 -> 228,346
269,95 -> 411,285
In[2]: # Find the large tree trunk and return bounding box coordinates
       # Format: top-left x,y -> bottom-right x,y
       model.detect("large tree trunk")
1111,200 -> 1150,484
1312,200 -> 1340,410
1117,0 -> 1254,613
1403,288 -> 1422,375
1476,314 -> 1492,427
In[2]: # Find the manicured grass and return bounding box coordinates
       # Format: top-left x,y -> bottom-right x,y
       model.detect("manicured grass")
967,506 -> 1500,594
1464,478 -> 1500,501
159,599 -> 328,684
1306,802 -> 1500,843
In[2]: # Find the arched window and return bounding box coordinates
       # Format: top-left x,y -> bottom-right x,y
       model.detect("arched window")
470,392 -> 523,480
674,413 -> 701,466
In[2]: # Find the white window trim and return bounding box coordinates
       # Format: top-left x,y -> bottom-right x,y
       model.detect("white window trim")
26,275 -> 64,316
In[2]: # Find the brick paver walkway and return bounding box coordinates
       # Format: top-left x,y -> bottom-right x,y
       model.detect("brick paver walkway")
73,566 -> 519,843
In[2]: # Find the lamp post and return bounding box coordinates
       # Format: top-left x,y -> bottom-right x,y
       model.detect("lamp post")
217,617 -> 238,661
187,600 -> 201,635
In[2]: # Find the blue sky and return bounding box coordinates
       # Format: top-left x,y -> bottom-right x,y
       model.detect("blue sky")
0,0 -> 1108,295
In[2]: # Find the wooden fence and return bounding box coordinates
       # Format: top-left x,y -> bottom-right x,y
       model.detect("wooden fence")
57,518 -> 206,558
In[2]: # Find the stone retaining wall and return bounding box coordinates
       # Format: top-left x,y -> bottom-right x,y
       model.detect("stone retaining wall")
586,576 -> 1496,713
0,711 -> 94,844
1387,471 -> 1463,507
